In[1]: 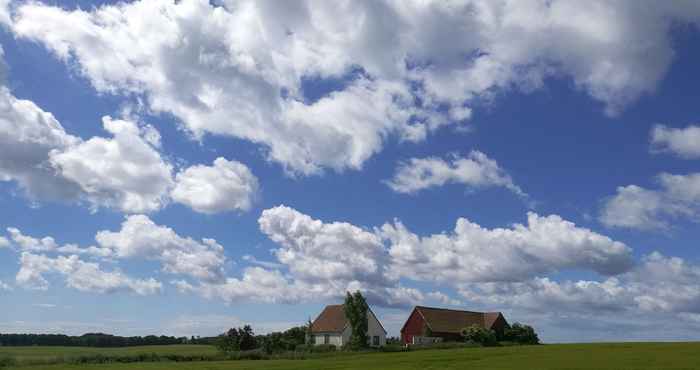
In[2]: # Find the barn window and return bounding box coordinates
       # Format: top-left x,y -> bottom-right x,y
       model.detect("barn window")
324,334 -> 330,344
373,336 -> 380,346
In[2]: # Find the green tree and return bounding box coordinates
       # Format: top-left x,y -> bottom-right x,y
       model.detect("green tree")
344,290 -> 369,350
239,325 -> 257,351
504,323 -> 540,345
461,325 -> 498,346
305,318 -> 314,345
216,325 -> 257,353
216,328 -> 241,353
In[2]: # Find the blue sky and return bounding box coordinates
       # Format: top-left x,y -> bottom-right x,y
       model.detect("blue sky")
1,0 -> 700,343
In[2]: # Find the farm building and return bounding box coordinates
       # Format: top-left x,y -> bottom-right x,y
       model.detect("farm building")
401,306 -> 508,345
309,304 -> 387,347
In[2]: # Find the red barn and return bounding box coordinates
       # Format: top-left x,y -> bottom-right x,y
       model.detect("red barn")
400,306 -> 508,345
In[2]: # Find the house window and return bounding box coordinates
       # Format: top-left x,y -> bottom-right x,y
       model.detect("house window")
373,336 -> 380,346
324,334 -> 330,344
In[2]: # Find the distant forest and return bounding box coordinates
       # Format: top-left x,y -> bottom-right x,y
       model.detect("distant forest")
0,333 -> 218,347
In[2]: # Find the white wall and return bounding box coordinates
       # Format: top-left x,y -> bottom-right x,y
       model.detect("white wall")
367,309 -> 386,347
312,332 -> 344,346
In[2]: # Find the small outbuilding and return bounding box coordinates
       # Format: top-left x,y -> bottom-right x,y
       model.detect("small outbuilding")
401,306 -> 508,345
309,304 -> 387,347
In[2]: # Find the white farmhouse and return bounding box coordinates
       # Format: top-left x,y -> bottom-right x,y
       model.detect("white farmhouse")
309,304 -> 387,347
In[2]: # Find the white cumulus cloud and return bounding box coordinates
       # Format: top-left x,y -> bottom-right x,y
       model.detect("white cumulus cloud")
49,116 -> 174,213
651,124 -> 700,159
95,215 -> 227,282
6,227 -> 58,252
385,151 -> 525,197
459,252 -> 700,317
10,0 -> 700,174
259,205 -> 390,287
172,157 -> 259,214
381,212 -> 633,283
0,86 -> 82,201
600,173 -> 700,230
16,252 -> 161,295
183,206 -> 633,308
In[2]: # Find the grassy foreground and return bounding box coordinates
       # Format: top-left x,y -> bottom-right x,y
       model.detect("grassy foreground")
3,342 -> 700,370
0,345 -> 217,363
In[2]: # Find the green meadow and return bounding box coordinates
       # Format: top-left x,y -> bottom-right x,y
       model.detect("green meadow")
2,342 -> 700,370
0,345 -> 217,364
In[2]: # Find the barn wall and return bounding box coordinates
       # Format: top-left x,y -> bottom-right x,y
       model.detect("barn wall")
400,309 -> 425,345
490,314 -> 509,337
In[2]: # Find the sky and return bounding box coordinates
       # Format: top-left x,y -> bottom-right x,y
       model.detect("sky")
1,0 -> 700,343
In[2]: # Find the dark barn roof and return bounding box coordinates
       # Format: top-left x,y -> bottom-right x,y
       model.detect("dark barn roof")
406,306 -> 506,335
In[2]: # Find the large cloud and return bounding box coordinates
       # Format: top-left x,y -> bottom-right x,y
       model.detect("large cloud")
0,63 -> 177,213
385,151 -> 525,196
600,173 -> 700,230
5,216 -> 228,293
0,66 -> 256,214
95,215 -> 227,282
0,86 -> 82,201
651,124 -> 700,159
16,252 -> 161,295
381,212 -> 633,283
9,0 -> 700,174
49,117 -> 174,213
171,157 -> 259,214
459,252 -> 700,316
0,74 -> 175,212
179,206 -> 633,308
5,205 -> 700,326
259,205 -> 390,286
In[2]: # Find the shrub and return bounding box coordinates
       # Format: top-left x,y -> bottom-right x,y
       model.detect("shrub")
461,325 -> 498,347
410,341 -> 480,351
295,343 -> 336,353
224,349 -> 267,361
312,344 -> 337,353
0,356 -> 16,368
379,344 -> 408,353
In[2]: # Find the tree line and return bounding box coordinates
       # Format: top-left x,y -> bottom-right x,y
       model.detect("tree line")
0,333 -> 188,347
215,325 -> 309,354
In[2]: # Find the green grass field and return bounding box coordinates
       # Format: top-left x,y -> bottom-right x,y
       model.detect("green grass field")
0,345 -> 217,363
2,343 -> 700,370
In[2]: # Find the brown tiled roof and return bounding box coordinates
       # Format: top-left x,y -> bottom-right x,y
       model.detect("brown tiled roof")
311,305 -> 348,333
483,312 -> 502,329
415,306 -> 503,334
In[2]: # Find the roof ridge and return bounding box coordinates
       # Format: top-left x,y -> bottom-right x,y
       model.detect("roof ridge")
416,305 -> 493,315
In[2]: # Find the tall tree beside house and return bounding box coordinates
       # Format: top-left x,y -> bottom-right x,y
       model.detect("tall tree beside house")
344,290 -> 369,350
305,318 -> 314,345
